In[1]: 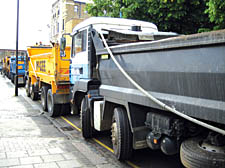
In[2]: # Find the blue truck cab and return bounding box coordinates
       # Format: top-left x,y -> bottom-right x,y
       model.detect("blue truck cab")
10,55 -> 26,85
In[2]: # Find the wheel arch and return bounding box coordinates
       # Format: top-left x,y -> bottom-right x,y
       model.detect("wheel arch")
102,99 -> 133,133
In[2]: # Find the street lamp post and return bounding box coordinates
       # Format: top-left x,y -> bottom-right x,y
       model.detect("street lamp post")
15,0 -> 19,96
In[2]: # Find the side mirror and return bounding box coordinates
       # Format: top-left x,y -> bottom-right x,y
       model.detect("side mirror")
60,37 -> 66,51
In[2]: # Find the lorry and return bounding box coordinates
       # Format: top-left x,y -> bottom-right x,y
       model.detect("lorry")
10,55 -> 26,85
26,45 -> 71,116
60,17 -> 225,168
2,56 -> 11,78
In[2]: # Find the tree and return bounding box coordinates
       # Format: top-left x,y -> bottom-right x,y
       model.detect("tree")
86,0 -> 120,17
206,0 -> 225,30
122,0 -> 212,34
86,0 -> 213,34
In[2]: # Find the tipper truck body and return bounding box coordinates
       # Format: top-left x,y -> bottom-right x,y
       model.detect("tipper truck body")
65,17 -> 225,168
26,45 -> 71,116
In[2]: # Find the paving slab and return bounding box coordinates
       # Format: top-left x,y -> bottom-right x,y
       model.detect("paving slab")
34,162 -> 59,168
0,153 -> 6,159
20,156 -> 43,165
0,158 -> 20,167
41,154 -> 64,162
28,149 -> 49,156
56,160 -> 82,168
9,165 -> 34,168
7,151 -> 28,158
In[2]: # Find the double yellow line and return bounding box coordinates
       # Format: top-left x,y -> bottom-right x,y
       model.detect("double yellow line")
61,116 -> 139,168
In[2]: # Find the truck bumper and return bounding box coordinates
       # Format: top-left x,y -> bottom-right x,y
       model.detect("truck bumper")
18,76 -> 25,84
53,94 -> 70,104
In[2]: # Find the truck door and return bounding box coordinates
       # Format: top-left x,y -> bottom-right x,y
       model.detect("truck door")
70,28 -> 88,84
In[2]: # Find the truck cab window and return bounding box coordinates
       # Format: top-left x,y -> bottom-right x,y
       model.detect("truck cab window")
72,29 -> 87,57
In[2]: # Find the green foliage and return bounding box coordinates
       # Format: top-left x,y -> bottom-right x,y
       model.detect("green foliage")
206,0 -> 225,30
86,0 -> 224,34
86,0 -> 120,17
122,0 -> 212,34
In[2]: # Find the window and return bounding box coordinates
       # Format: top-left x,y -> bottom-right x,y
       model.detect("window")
72,30 -> 87,57
57,22 -> 59,33
62,19 -> 64,30
74,6 -> 78,13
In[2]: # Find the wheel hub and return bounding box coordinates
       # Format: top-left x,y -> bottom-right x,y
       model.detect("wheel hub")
111,122 -> 118,147
47,95 -> 52,112
200,141 -> 225,154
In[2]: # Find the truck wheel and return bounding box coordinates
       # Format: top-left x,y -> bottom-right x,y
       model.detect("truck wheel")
47,89 -> 61,117
180,137 -> 225,168
41,86 -> 49,111
111,107 -> 133,160
31,84 -> 38,101
71,102 -> 79,115
13,75 -> 16,85
7,72 -> 10,79
25,78 -> 31,97
81,97 -> 93,138
11,74 -> 14,83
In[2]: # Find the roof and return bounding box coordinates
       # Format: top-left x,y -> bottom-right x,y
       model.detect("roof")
72,17 -> 158,35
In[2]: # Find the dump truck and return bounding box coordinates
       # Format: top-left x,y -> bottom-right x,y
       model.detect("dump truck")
26,45 -> 71,116
3,56 -> 11,78
61,17 -> 225,168
10,55 -> 26,85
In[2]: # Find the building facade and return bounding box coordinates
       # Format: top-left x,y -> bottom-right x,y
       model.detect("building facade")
51,0 -> 90,46
0,49 -> 26,62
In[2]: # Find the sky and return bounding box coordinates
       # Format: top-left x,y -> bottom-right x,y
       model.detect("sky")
0,0 -> 56,50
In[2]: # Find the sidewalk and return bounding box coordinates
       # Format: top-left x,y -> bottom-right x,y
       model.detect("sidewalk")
0,75 -> 118,168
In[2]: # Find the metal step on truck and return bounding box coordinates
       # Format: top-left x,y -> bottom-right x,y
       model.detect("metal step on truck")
62,17 -> 225,168
10,55 -> 26,86
26,44 -> 71,117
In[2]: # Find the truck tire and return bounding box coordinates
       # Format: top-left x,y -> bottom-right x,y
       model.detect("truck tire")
25,78 -> 31,97
7,72 -> 10,79
47,89 -> 61,117
11,74 -> 14,83
180,137 -> 225,168
13,75 -> 17,85
81,97 -> 93,138
71,102 -> 79,115
111,107 -> 133,160
31,84 -> 38,101
41,86 -> 49,111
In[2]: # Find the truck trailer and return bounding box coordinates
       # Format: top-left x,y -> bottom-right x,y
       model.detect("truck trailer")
63,17 -> 225,168
26,45 -> 71,117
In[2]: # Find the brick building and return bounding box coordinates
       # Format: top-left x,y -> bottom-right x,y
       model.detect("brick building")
0,49 -> 26,62
51,0 -> 91,46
